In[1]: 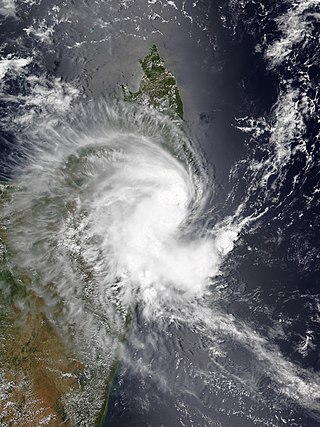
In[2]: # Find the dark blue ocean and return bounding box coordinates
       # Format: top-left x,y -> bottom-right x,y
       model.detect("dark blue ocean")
0,1 -> 319,426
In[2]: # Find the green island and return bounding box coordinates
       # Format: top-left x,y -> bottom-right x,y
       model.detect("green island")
0,45 -> 184,427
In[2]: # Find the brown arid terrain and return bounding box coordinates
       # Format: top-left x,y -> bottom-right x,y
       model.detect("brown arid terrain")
0,309 -> 84,426
0,206 -> 84,426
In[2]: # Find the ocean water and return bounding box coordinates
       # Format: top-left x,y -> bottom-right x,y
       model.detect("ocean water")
0,1 -> 319,426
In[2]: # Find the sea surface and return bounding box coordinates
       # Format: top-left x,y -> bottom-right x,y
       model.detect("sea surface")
0,1 -> 319,426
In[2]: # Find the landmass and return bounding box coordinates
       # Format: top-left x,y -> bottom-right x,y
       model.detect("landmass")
0,45 -> 184,427
123,44 -> 184,123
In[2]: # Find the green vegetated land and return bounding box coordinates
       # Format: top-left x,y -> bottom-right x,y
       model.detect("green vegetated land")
123,45 -> 194,164
0,45 -> 184,427
123,44 -> 184,122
